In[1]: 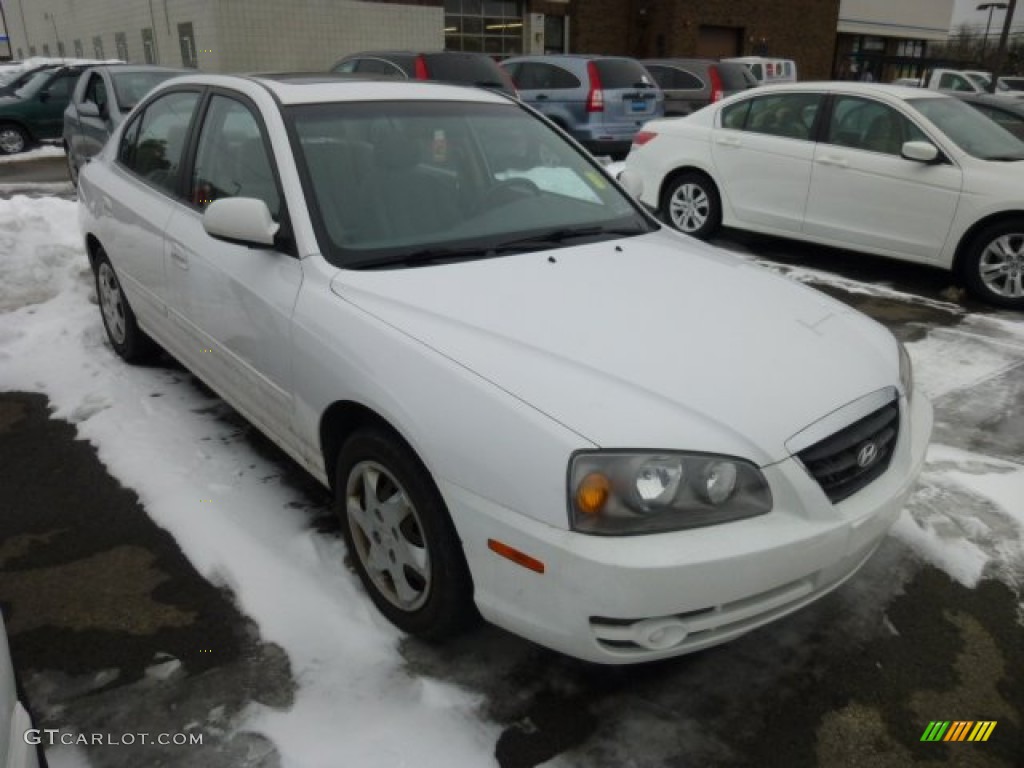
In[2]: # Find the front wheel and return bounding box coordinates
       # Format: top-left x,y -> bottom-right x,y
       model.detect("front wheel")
661,171 -> 721,238
0,123 -> 28,155
962,220 -> 1024,309
335,429 -> 475,640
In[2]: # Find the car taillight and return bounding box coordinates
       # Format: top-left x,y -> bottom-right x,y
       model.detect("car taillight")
633,131 -> 657,146
414,55 -> 429,80
586,61 -> 604,112
709,66 -> 724,102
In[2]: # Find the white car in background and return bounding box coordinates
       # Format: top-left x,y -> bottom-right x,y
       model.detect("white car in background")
79,73 -> 931,663
1,612 -> 40,768
625,82 -> 1024,309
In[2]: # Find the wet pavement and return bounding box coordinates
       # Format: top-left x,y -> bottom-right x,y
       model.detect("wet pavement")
1,154 -> 1022,767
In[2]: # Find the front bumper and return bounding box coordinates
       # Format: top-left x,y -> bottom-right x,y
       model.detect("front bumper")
443,389 -> 932,664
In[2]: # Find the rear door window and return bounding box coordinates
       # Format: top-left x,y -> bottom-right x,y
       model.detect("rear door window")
356,58 -> 405,77
514,62 -> 580,90
724,93 -> 822,140
717,64 -> 757,90
117,90 -> 200,195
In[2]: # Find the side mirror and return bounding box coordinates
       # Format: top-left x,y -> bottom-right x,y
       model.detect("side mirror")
618,168 -> 644,199
901,141 -> 940,163
78,101 -> 101,118
203,197 -> 280,247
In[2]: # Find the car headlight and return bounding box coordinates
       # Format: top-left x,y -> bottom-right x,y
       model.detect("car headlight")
898,341 -> 914,404
569,451 -> 773,535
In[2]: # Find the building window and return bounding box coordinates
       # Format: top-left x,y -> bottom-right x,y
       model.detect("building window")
142,28 -> 157,64
57,41 -> 66,57
74,39 -> 83,58
444,0 -> 523,55
16,48 -> 24,59
42,44 -> 51,56
93,36 -> 105,59
178,22 -> 197,68
28,46 -> 36,57
115,32 -> 129,61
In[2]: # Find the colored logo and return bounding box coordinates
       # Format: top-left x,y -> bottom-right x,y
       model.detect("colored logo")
856,441 -> 879,468
920,721 -> 997,742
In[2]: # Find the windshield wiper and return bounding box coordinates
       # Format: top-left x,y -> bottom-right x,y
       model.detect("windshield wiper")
349,245 -> 496,270
984,154 -> 1024,162
493,224 -> 649,251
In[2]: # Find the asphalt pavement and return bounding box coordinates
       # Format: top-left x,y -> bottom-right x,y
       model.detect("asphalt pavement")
2,155 -> 1022,767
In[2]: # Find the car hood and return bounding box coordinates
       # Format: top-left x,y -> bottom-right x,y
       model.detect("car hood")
330,230 -> 898,465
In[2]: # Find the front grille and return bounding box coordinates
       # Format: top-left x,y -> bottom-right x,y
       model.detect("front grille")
797,400 -> 900,503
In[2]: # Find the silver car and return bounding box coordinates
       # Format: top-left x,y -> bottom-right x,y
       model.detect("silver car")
500,54 -> 663,159
63,64 -> 186,186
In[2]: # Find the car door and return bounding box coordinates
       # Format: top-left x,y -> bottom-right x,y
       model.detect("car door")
710,91 -> 823,233
802,94 -> 962,262
511,62 -> 583,130
163,91 -> 302,448
103,88 -> 202,329
72,71 -> 113,164
645,64 -> 705,116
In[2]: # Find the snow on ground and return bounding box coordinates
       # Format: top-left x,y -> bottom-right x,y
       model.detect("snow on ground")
0,145 -> 65,165
0,195 -> 498,765
1,194 -> 1023,764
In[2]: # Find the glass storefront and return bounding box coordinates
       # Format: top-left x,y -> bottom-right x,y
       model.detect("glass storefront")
444,0 -> 524,56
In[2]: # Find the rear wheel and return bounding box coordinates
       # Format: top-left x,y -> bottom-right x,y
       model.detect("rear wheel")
335,428 -> 475,640
0,123 -> 28,155
962,219 -> 1024,309
661,171 -> 721,238
93,249 -> 159,362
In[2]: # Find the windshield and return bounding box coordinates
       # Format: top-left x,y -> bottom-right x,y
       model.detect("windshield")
111,70 -> 181,110
966,72 -> 991,88
14,70 -> 54,99
907,96 -> 1024,160
287,100 -> 651,268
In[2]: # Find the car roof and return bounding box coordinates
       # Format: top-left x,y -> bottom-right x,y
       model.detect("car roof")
751,81 -> 953,101
956,92 -> 1024,112
153,72 -> 513,106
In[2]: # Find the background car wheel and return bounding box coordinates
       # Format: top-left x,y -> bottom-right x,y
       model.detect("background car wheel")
0,123 -> 28,155
335,428 -> 475,640
93,249 -> 158,362
962,219 -> 1024,309
661,171 -> 721,238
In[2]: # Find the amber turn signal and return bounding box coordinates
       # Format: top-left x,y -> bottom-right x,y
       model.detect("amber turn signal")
576,472 -> 611,515
487,539 -> 545,574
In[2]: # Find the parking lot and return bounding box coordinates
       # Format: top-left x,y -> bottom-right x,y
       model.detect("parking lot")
1,151 -> 1021,767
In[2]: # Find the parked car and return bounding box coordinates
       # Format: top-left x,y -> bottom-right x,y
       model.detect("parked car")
723,56 -> 798,85
955,92 -> 1024,141
0,63 -> 93,154
997,76 -> 1024,92
63,64 -> 187,185
1,611 -> 41,768
500,54 -> 663,158
0,64 -> 59,97
922,68 -> 991,93
625,81 -> 1024,309
330,51 -> 517,97
642,58 -> 757,116
79,72 -> 930,663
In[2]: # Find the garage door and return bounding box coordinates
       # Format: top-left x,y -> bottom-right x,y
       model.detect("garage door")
697,26 -> 742,59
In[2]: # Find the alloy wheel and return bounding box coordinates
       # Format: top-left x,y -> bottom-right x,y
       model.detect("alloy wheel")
97,262 -> 127,345
669,183 -> 710,233
0,126 -> 26,155
345,460 -> 431,612
979,233 -> 1024,299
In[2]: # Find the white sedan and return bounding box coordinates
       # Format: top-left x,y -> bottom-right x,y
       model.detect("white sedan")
79,73 -> 931,664
1,612 -> 40,768
624,82 -> 1024,309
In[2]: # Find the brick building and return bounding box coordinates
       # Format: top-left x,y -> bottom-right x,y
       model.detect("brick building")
4,0 -> 844,80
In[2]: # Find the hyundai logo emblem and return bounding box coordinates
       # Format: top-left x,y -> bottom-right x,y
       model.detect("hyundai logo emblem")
857,441 -> 879,468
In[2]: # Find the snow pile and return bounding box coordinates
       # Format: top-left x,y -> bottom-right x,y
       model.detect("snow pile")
0,195 -> 498,765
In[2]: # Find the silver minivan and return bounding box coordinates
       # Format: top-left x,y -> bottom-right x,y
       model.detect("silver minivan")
500,55 -> 663,159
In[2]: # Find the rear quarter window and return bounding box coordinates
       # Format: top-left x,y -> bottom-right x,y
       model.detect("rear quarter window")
593,59 -> 654,90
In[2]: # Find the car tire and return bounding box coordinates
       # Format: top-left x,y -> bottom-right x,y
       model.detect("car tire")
962,219 -> 1024,309
335,428 -> 475,640
93,249 -> 159,362
0,123 -> 28,155
661,171 -> 721,238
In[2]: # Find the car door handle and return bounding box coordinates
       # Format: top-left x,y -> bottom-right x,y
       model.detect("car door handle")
170,249 -> 189,270
715,135 -> 741,148
535,93 -> 548,101
817,155 -> 849,168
